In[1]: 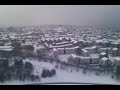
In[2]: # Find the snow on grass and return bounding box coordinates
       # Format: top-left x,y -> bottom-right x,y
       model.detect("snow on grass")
23,58 -> 56,76
1,58 -> 120,85
58,54 -> 71,63
41,68 -> 120,85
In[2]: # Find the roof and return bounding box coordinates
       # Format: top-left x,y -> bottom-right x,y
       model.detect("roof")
73,41 -> 78,44
82,49 -> 88,52
71,54 -> 90,60
100,52 -> 106,55
90,54 -> 99,58
112,48 -> 118,50
0,46 -> 12,51
100,48 -> 107,50
53,48 -> 58,51
57,47 -> 77,50
71,54 -> 79,58
111,42 -> 119,45
37,45 -> 45,49
114,57 -> 120,61
80,56 -> 90,60
74,46 -> 79,48
49,44 -> 73,48
55,41 -> 70,45
91,46 -> 97,49
101,57 -> 108,61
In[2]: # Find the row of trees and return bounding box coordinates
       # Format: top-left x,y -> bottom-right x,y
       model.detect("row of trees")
41,69 -> 56,78
0,58 -> 40,82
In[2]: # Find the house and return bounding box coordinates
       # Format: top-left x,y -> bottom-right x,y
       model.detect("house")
52,48 -> 59,59
100,52 -> 107,58
113,57 -> 120,66
57,47 -> 76,55
100,57 -> 108,66
112,48 -> 118,56
68,54 -> 91,65
82,49 -> 88,57
90,54 -> 99,64
21,41 -> 34,57
0,46 -> 13,57
82,40 -> 89,47
68,54 -> 80,65
111,42 -> 119,48
99,48 -> 107,53
84,46 -> 97,55
101,40 -> 110,47
64,47 -> 76,54
80,56 -> 90,65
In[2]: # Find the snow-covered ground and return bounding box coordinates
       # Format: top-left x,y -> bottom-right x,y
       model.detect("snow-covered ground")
0,58 -> 120,85
58,54 -> 70,63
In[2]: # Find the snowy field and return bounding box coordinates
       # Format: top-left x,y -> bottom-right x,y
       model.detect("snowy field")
0,58 -> 120,85
58,54 -> 71,63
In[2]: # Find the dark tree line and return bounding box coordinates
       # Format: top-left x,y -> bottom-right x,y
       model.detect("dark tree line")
41,69 -> 56,78
0,58 -> 40,83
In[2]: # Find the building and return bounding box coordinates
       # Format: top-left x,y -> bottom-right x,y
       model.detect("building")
57,47 -> 77,55
113,57 -> 120,66
111,42 -> 119,48
52,48 -> 59,59
90,54 -> 99,64
70,54 -> 90,65
100,57 -> 108,66
99,48 -> 107,53
112,48 -> 118,56
84,46 -> 97,55
80,56 -> 90,65
82,49 -> 88,57
100,52 -> 107,58
0,46 -> 13,57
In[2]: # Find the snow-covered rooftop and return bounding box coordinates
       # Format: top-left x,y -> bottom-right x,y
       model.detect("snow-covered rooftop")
114,57 -> 120,61
111,42 -> 119,45
55,41 -> 70,45
84,46 -> 96,50
100,48 -> 107,50
37,45 -> 45,49
100,52 -> 106,55
82,49 -> 88,52
71,54 -> 90,59
49,44 -> 73,48
90,54 -> 99,58
91,46 -> 97,49
101,57 -> 108,61
53,48 -> 58,51
112,48 -> 118,51
0,46 -> 12,51
73,41 -> 78,44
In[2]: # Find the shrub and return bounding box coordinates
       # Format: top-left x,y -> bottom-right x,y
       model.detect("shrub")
51,69 -> 56,76
41,69 -> 48,78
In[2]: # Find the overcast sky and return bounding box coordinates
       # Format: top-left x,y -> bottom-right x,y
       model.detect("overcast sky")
0,5 -> 120,27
